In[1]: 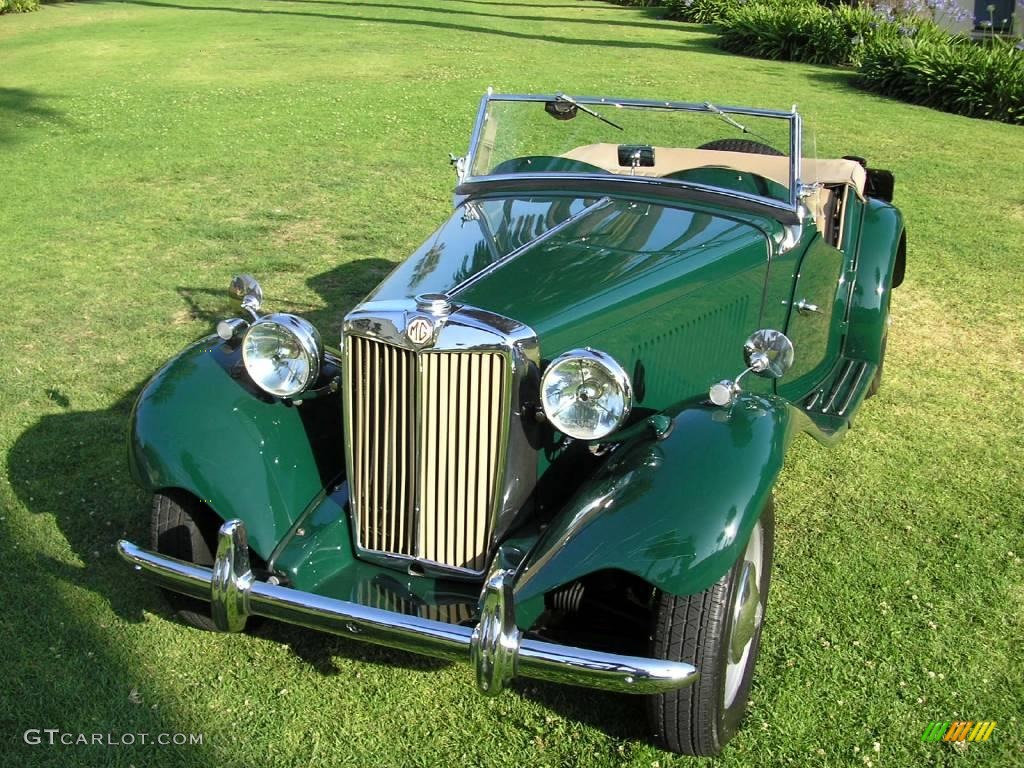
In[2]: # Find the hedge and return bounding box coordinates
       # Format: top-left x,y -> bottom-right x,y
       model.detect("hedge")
1,0 -> 40,13
858,36 -> 1024,124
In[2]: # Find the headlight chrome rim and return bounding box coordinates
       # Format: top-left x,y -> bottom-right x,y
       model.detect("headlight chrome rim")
241,313 -> 323,398
540,348 -> 632,441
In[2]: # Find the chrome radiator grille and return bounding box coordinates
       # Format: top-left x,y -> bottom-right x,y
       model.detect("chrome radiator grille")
345,335 -> 508,573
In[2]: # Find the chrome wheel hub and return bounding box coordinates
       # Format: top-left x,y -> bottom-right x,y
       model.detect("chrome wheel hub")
723,520 -> 764,709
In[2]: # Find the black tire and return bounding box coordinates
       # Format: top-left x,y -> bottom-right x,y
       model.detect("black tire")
150,492 -> 223,631
697,138 -> 783,156
867,333 -> 887,398
647,499 -> 775,756
867,288 -> 892,399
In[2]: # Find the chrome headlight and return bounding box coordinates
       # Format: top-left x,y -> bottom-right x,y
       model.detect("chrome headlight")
242,313 -> 323,397
540,348 -> 632,440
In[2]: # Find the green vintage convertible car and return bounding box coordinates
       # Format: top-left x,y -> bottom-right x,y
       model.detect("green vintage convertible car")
118,92 -> 906,755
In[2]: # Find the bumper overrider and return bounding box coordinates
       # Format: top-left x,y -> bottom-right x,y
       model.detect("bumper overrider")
117,520 -> 699,696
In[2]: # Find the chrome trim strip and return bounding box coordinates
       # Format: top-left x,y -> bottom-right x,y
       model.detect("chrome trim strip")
463,91 -> 492,192
483,92 -> 794,118
450,196 -> 612,297
456,174 -> 800,225
791,108 -> 802,210
118,525 -> 699,696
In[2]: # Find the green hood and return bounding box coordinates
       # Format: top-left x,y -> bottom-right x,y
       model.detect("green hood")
365,193 -> 777,408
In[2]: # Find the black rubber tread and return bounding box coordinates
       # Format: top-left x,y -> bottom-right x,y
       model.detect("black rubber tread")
649,573 -> 730,755
867,289 -> 892,399
867,333 -> 887,398
697,138 -> 783,156
150,492 -> 220,631
647,499 -> 775,756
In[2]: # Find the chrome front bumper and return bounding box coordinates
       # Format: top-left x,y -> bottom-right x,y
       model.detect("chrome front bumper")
117,520 -> 699,696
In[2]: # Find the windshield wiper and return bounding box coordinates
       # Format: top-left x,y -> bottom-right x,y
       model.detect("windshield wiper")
704,102 -> 774,147
556,93 -> 624,131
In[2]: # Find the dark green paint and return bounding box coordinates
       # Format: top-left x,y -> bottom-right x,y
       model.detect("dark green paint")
129,337 -> 344,560
271,483 -> 481,612
371,191 -> 781,410
846,199 -> 904,365
513,393 -> 797,629
662,167 -> 789,202
778,236 -> 847,398
131,177 -> 903,627
459,197 -> 773,407
488,156 -> 610,176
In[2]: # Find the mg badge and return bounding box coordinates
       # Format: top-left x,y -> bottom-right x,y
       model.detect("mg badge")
406,316 -> 434,346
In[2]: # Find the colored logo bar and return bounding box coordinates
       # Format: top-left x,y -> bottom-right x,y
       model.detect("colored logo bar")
921,721 -> 996,742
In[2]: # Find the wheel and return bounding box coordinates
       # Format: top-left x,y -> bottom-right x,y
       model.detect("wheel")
867,289 -> 892,398
150,491 -> 223,631
866,333 -> 887,398
646,499 -> 775,756
697,138 -> 783,156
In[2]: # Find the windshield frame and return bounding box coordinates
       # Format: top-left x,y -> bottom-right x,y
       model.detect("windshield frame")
461,92 -> 805,219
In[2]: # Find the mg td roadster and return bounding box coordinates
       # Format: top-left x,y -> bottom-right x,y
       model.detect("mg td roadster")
119,92 -> 905,755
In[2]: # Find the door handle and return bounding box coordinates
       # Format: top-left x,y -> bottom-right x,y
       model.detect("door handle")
795,299 -> 822,315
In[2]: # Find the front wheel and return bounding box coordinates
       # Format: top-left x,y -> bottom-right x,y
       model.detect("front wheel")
151,492 -> 223,631
646,499 -> 775,755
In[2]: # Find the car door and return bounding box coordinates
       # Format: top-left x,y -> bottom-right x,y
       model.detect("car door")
777,237 -> 847,400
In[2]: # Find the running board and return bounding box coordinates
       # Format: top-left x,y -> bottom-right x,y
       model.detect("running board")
801,357 -> 876,435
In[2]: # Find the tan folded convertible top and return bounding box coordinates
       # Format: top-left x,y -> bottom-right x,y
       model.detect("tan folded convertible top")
561,144 -> 867,199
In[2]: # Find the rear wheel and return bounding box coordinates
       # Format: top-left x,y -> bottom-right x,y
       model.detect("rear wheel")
866,333 -> 887,398
867,288 -> 892,398
646,499 -> 775,755
697,138 -> 782,156
150,492 -> 223,631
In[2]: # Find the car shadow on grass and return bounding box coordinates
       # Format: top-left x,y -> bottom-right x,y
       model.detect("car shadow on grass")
175,257 -> 395,340
256,621 -> 452,676
5,394 -> 221,766
8,253 -> 646,747
513,679 -> 650,741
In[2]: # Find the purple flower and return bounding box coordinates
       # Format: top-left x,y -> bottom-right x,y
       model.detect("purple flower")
1016,39 -> 1024,51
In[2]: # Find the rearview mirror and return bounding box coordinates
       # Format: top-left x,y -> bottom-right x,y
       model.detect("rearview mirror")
618,145 -> 655,168
544,100 -> 577,121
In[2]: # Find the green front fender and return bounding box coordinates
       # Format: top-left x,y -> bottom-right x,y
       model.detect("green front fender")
847,199 -> 905,364
513,394 -> 798,627
128,336 -> 345,560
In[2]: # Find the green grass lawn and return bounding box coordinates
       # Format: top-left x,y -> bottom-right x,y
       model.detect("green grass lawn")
1,1 -> 1022,765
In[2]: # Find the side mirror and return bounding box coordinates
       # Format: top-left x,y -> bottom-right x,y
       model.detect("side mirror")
229,274 -> 263,319
743,329 -> 794,379
709,329 -> 794,407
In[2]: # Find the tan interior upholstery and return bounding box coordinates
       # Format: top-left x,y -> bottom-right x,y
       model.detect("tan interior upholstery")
561,143 -> 864,240
561,144 -> 867,199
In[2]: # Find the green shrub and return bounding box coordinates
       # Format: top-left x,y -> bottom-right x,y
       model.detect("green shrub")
718,1 -> 852,66
0,0 -> 40,13
663,0 -> 742,24
717,0 -> 941,67
595,0 -> 665,6
858,36 -> 1024,124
